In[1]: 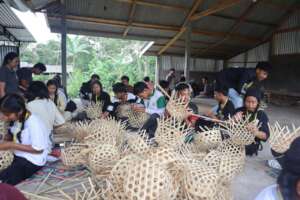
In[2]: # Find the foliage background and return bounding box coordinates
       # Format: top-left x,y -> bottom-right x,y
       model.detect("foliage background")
20,35 -> 156,97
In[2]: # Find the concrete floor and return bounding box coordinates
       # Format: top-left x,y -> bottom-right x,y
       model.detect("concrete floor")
192,97 -> 300,200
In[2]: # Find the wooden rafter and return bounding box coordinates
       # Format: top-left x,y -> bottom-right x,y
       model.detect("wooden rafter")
48,14 -> 260,43
190,0 -> 241,21
123,0 -> 137,36
198,1 -> 260,55
226,3 -> 297,59
212,13 -> 276,27
114,0 -> 189,12
157,0 -> 204,55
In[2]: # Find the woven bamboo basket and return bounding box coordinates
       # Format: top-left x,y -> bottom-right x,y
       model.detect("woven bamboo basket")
86,102 -> 103,119
166,92 -> 189,121
0,121 -> 8,142
0,150 -> 13,171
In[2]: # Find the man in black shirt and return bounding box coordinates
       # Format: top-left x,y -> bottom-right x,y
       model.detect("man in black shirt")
216,61 -> 271,109
195,87 -> 235,132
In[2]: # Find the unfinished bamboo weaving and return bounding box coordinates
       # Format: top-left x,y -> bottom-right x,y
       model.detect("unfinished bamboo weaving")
115,103 -> 132,119
127,109 -> 150,129
124,159 -> 177,200
166,92 -> 189,121
88,144 -> 120,175
126,130 -> 151,155
0,121 -> 8,142
85,102 -> 103,119
60,144 -> 86,167
269,122 -> 300,153
194,128 -> 222,151
220,115 -> 257,146
0,150 -> 13,171
155,116 -> 192,148
183,161 -> 219,200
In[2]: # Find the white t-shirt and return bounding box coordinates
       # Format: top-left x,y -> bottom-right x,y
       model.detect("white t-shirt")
13,115 -> 50,166
255,185 -> 281,200
27,99 -> 65,133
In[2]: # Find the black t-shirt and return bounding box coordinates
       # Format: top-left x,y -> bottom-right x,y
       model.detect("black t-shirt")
0,66 -> 18,94
234,107 -> 270,141
16,67 -> 32,83
80,80 -> 92,100
216,99 -> 235,120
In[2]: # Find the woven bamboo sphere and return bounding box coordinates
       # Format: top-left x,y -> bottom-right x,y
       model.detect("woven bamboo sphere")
88,144 -> 120,174
0,151 -> 13,171
155,117 -> 191,148
124,159 -> 177,200
194,129 -> 222,151
116,103 -> 132,119
61,144 -> 85,167
127,109 -> 150,129
166,92 -> 189,122
127,131 -> 151,156
86,102 -> 103,119
269,122 -> 300,153
183,162 -> 219,199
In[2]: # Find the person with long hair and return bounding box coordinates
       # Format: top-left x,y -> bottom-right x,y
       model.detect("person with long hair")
27,81 -> 65,149
256,137 -> 300,200
47,79 -> 67,114
0,94 -> 49,185
0,52 -> 20,97
233,89 -> 270,156
90,80 -> 111,118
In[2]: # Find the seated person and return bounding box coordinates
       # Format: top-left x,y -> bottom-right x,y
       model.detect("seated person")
79,74 -> 100,100
195,87 -> 235,132
174,83 -> 198,126
47,79 -> 67,114
133,82 -> 166,138
26,81 -> 65,149
63,100 -> 78,122
255,137 -> 300,200
121,75 -> 134,93
233,89 -> 270,156
109,82 -> 137,118
0,94 -> 49,185
90,80 -> 111,118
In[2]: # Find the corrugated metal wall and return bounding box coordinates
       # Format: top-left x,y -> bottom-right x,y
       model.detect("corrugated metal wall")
227,42 -> 270,68
274,11 -> 300,55
0,45 -> 18,66
160,55 -> 223,80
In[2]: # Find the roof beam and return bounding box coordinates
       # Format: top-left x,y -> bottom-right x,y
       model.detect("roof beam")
212,13 -> 276,27
198,1 -> 260,55
0,24 -> 19,43
190,0 -> 241,21
48,14 -> 260,43
123,0 -> 137,37
158,0 -> 204,55
114,0 -> 188,12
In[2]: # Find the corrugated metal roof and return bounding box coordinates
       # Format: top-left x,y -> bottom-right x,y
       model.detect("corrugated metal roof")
0,3 -> 35,42
44,0 -> 298,59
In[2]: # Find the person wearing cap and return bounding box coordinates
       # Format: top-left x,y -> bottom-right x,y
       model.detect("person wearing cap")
255,136 -> 300,200
194,86 -> 235,132
233,88 -> 270,156
216,61 -> 271,109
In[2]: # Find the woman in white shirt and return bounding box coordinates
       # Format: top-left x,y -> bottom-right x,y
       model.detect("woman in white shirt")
47,79 -> 67,114
26,81 -> 65,149
0,94 -> 49,185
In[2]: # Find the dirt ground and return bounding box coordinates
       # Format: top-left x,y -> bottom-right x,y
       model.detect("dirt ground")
193,97 -> 300,200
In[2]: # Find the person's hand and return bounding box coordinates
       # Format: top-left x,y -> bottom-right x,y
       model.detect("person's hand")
0,142 -> 14,151
233,112 -> 243,121
132,104 -> 145,113
205,110 -> 214,118
101,111 -> 109,119
246,123 -> 259,136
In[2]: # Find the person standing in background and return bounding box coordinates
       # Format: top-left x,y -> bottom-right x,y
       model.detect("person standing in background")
0,52 -> 19,97
121,75 -> 134,93
166,68 -> 176,90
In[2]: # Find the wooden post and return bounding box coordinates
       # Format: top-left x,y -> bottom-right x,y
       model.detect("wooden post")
61,6 -> 67,92
184,24 -> 191,81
